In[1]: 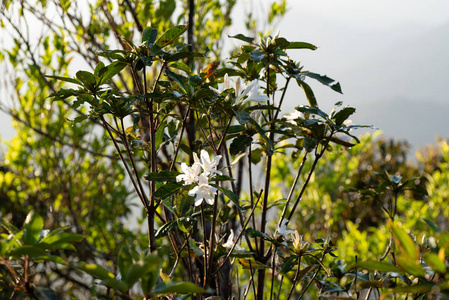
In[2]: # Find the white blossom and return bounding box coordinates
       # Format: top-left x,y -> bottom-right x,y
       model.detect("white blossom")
195,150 -> 222,177
176,162 -> 201,185
188,174 -> 217,206
276,219 -> 295,239
223,229 -> 244,251
209,74 -> 269,105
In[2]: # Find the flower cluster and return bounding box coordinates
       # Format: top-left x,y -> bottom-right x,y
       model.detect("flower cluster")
209,74 -> 269,105
176,150 -> 222,206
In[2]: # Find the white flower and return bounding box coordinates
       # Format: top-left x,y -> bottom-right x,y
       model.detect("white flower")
284,110 -> 304,125
275,219 -> 295,239
210,74 -> 269,105
292,230 -> 309,254
176,162 -> 201,185
188,174 -> 217,206
209,73 -> 232,95
239,79 -> 269,104
223,229 -> 244,251
195,150 -> 222,177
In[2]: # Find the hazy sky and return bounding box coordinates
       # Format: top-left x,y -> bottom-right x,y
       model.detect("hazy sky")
237,0 -> 449,150
1,0 -> 449,151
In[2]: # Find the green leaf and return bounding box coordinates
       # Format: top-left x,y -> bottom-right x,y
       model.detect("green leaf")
250,119 -> 274,155
98,61 -> 127,85
396,255 -> 426,277
286,42 -> 317,50
0,218 -> 20,235
75,71 -> 96,90
246,228 -> 266,239
391,222 -> 418,260
333,107 -> 356,126
298,80 -> 317,107
40,232 -> 84,246
217,187 -> 243,210
250,50 -> 265,62
230,135 -> 252,155
10,245 -> 47,257
45,75 -> 81,85
296,105 -> 329,121
228,33 -> 254,44
142,27 -> 158,44
155,220 -> 178,238
423,252 -> 446,274
145,171 -> 180,182
154,182 -> 183,199
234,110 -> 251,125
123,255 -> 161,288
303,72 -> 342,94
94,61 -> 105,76
77,262 -> 115,280
165,69 -> 188,94
169,62 -> 191,73
34,255 -> 66,265
423,218 -> 441,233
391,284 -> 434,294
154,281 -> 207,294
23,210 -> 44,245
139,255 -> 163,294
355,260 -> 402,273
155,25 -> 187,48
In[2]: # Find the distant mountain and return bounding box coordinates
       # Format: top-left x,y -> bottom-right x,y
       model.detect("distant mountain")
352,98 -> 449,152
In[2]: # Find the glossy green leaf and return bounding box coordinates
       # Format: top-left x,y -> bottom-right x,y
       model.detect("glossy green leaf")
217,187 -> 243,210
40,232 -> 84,245
98,61 -> 127,85
34,255 -> 66,265
396,255 -> 426,277
234,110 -> 251,125
230,135 -> 252,155
155,25 -> 187,48
286,41 -> 317,50
250,50 -> 265,62
154,281 -> 207,294
125,255 -> 161,289
228,33 -> 254,44
76,71 -> 96,91
355,260 -> 402,273
303,72 -> 342,94
10,245 -> 47,257
391,222 -> 418,260
0,218 -> 20,235
423,252 -> 446,274
297,80 -> 317,107
155,220 -> 178,238
246,228 -> 266,239
333,107 -> 356,126
390,284 -> 434,294
145,171 -> 180,182
142,27 -> 158,44
23,210 -> 44,245
423,218 -> 441,233
154,182 -> 183,199
45,75 -> 81,85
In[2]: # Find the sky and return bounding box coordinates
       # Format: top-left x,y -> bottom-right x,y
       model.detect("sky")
239,0 -> 449,152
1,0 -> 449,153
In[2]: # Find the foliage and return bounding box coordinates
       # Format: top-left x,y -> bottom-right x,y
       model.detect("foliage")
1,0 -> 449,299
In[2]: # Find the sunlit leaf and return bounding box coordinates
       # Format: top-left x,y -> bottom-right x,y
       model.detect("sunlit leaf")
23,210 -> 43,245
